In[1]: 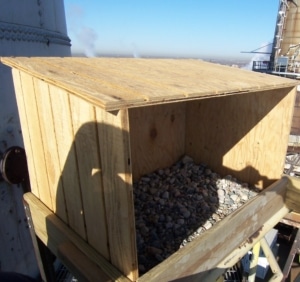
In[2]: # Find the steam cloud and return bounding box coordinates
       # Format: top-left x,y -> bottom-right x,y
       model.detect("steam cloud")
77,26 -> 98,57
243,41 -> 273,70
66,4 -> 98,57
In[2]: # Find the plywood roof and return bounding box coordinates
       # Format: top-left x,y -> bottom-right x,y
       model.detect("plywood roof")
1,57 -> 298,111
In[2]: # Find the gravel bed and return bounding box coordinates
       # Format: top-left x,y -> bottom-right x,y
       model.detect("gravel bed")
133,155 -> 260,274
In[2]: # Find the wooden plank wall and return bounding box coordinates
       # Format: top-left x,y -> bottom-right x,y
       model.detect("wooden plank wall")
129,87 -> 295,188
96,109 -> 137,280
12,69 -> 137,281
129,103 -> 186,181
186,87 -> 296,189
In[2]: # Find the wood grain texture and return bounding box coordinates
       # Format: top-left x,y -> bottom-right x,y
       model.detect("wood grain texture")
129,103 -> 186,180
49,85 -> 86,239
286,175 -> 300,213
185,88 -> 296,188
12,69 -> 40,198
23,192 -> 131,282
57,241 -> 112,282
33,78 -> 67,223
96,109 -> 138,281
18,71 -> 53,209
69,95 -> 109,260
2,57 -> 298,111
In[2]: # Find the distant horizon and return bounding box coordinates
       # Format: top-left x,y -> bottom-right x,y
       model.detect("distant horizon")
65,0 -> 278,61
71,50 -> 257,62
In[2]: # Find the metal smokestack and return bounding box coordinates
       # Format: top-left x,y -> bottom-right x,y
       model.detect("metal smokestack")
0,0 -> 71,278
271,0 -> 300,66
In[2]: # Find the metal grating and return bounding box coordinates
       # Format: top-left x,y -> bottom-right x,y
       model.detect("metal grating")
284,152 -> 300,177
223,263 -> 243,282
55,264 -> 77,282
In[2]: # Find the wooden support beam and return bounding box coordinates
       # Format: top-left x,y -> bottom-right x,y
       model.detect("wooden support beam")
24,200 -> 56,282
23,192 -> 131,282
201,202 -> 289,282
57,241 -> 113,282
285,175 -> 300,213
260,237 -> 283,282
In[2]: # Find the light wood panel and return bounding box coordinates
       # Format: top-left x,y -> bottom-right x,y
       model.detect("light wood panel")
33,78 -> 67,223
23,192 -> 130,282
12,69 -> 40,198
49,85 -> 86,239
69,95 -> 109,259
3,57 -> 298,111
185,88 -> 296,188
18,71 -> 53,208
96,109 -> 137,281
286,176 -> 300,213
129,102 -> 186,180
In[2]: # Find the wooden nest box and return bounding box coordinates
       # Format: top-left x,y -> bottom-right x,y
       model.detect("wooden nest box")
1,57 -> 300,281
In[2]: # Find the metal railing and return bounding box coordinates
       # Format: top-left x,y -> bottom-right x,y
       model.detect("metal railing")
252,60 -> 300,78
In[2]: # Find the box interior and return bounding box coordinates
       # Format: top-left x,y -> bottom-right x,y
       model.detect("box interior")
130,88 -> 294,189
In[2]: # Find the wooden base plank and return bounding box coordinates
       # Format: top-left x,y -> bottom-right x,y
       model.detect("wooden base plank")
23,192 -> 131,282
57,241 -> 112,282
286,175 -> 300,213
24,200 -> 56,282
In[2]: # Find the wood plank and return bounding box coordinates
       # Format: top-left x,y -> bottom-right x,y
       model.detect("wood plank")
2,57 -> 146,110
33,78 -> 67,223
129,103 -> 186,180
285,176 -> 300,213
24,200 -> 56,282
138,177 -> 290,282
185,88 -> 296,188
18,71 -> 53,209
96,108 -> 138,281
57,242 -> 112,282
11,69 -> 40,198
2,57 -> 298,111
69,95 -> 110,259
49,84 -> 86,239
201,202 -> 289,282
23,192 -> 131,282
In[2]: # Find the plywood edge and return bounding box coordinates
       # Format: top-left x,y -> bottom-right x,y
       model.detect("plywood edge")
0,57 -> 124,111
138,177 -> 290,282
23,192 -> 131,282
1,57 -> 298,112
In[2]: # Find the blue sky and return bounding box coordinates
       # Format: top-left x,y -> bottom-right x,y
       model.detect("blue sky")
64,0 -> 280,60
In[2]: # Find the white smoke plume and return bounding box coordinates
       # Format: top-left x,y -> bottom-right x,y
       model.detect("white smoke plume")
77,26 -> 98,57
131,43 -> 141,58
65,4 -> 98,57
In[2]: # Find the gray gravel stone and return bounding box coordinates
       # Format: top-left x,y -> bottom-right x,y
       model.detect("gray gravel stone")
133,155 -> 260,274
